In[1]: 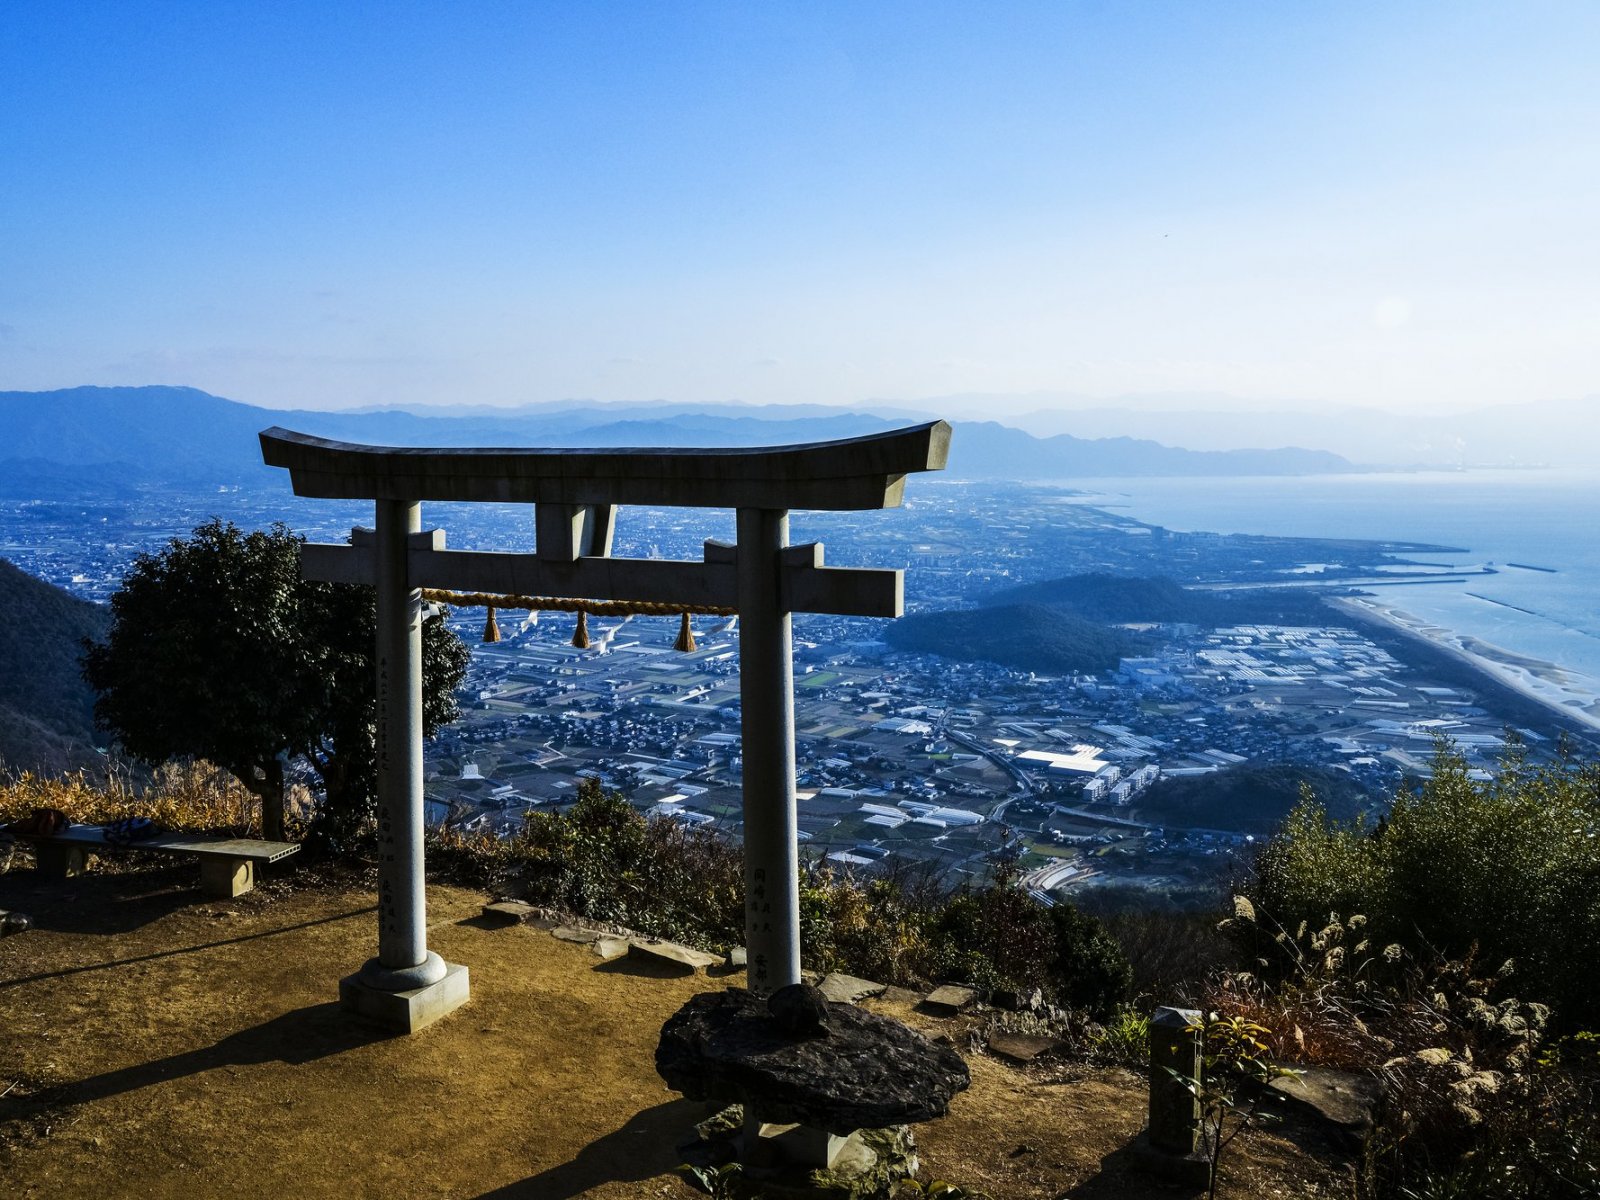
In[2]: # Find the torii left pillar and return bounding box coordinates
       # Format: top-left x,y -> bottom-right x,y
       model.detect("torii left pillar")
338,498 -> 470,1033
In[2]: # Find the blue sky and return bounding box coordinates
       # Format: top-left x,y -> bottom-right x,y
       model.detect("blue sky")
2,2 -> 1597,414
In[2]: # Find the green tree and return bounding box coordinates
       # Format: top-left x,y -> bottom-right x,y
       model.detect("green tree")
82,520 -> 469,843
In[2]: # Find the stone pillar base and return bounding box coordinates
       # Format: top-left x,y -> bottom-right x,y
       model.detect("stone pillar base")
678,1107 -> 917,1200
1131,1130 -> 1212,1187
339,961 -> 469,1034
747,1122 -> 867,1172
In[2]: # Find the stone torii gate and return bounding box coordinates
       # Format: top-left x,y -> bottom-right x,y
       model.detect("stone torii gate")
260,421 -> 950,1032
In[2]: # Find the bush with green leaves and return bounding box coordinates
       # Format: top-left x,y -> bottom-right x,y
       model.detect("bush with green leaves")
499,776 -> 745,945
439,780 -> 1131,1014
1249,742 -> 1600,1028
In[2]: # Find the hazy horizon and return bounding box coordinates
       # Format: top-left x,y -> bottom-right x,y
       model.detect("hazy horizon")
3,4 -> 1598,418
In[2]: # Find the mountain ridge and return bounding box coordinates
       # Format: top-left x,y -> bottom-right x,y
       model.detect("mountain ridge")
0,385 -> 1356,493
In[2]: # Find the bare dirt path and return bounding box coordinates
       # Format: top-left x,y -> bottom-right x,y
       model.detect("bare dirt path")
0,865 -> 1353,1198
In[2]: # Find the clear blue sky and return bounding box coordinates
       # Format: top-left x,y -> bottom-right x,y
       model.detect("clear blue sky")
2,1 -> 1596,414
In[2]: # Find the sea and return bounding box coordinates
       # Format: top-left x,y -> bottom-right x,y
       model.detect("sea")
1061,468 -> 1600,703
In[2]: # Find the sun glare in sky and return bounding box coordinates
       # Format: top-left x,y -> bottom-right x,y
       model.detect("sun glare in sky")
2,2 -> 1596,415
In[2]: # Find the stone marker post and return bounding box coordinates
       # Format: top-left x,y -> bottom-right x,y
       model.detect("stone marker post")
1149,1006 -> 1203,1153
1136,1005 -> 1209,1183
736,507 -> 801,997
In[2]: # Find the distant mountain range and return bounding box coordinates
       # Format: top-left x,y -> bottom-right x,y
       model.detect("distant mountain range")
906,391 -> 1599,469
0,386 -> 1355,495
0,559 -> 108,774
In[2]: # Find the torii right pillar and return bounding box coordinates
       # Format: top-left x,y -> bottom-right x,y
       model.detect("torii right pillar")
737,507 -> 801,994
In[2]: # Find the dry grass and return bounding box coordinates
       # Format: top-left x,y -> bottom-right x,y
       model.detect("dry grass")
0,760 -> 293,837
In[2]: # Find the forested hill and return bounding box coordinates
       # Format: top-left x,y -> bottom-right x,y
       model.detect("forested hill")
990,572 -> 1334,626
883,603 -> 1142,675
0,560 -> 109,773
1137,762 -> 1372,835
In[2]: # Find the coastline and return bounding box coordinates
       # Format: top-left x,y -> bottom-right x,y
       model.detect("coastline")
1327,595 -> 1600,739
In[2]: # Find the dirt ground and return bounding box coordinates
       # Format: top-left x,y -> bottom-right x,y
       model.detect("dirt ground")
0,859 -> 1355,1199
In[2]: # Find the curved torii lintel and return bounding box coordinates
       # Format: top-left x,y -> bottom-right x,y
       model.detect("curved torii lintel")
259,420 -> 951,510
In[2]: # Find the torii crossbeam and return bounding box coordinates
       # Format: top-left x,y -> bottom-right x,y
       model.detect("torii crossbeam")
262,420 -> 950,1032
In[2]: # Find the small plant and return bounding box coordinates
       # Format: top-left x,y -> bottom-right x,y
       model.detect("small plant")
1092,1005 -> 1151,1065
895,1179 -> 994,1199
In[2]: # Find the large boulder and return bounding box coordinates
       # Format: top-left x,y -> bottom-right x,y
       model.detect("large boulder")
656,988 -> 969,1135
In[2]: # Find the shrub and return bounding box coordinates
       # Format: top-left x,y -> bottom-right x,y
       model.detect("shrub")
1049,901 -> 1135,1018
1248,743 -> 1600,1028
486,776 -> 745,947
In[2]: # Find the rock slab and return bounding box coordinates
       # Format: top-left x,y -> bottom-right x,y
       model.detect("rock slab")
987,1032 -> 1063,1064
656,988 -> 970,1135
481,901 -> 564,929
817,973 -> 887,1005
628,938 -> 721,973
922,984 -> 979,1015
1267,1066 -> 1382,1144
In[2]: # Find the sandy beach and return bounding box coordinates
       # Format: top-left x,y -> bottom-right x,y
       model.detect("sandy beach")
1328,595 -> 1600,736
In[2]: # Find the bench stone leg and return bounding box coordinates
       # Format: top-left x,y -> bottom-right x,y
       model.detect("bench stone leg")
200,857 -> 254,898
35,842 -> 88,879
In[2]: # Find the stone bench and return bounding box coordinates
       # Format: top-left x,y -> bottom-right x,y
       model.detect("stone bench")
18,823 -> 300,898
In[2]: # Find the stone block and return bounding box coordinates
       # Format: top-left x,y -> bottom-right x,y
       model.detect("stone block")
1131,1129 -> 1210,1187
199,857 -> 254,898
817,973 -> 887,1005
922,984 -> 978,1015
1147,1006 -> 1202,1155
481,900 -> 540,924
339,961 -> 470,1034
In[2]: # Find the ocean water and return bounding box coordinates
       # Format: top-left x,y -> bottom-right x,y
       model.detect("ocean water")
1063,469 -> 1600,695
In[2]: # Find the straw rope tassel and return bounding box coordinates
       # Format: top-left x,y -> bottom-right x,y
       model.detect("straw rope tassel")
482,605 -> 501,644
674,611 -> 696,653
571,608 -> 590,649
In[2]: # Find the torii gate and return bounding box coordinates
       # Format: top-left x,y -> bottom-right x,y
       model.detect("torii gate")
261,421 -> 950,1032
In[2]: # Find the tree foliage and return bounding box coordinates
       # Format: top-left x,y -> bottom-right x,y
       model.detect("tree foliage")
82,520 -> 468,842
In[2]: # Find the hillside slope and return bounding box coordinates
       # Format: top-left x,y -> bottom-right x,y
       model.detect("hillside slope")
0,559 -> 109,772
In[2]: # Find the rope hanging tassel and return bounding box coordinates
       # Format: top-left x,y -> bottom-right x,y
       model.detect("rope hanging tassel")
674,611 -> 696,653
417,588 -> 734,653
